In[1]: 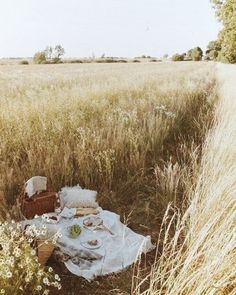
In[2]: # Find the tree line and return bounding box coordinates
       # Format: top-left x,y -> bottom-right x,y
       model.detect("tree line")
171,0 -> 235,63
32,1 -> 235,65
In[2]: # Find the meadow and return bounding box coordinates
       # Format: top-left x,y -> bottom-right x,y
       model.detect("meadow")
0,62 -> 234,294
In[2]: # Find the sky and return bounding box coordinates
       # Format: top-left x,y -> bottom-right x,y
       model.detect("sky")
0,0 -> 221,58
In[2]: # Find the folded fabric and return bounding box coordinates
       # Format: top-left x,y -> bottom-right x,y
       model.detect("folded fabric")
59,207 -> 76,218
59,185 -> 98,209
56,242 -> 103,270
25,176 -> 47,198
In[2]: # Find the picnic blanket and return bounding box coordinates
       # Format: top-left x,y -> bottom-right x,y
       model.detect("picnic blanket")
23,209 -> 154,280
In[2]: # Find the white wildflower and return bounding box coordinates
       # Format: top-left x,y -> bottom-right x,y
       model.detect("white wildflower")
37,270 -> 43,276
6,271 -> 12,278
43,277 -> 49,285
36,285 -> 42,291
41,230 -> 47,236
13,248 -> 22,257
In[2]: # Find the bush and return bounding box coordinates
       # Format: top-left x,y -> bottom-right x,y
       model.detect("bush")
96,58 -> 117,63
149,59 -> 162,62
172,54 -> 185,61
204,56 -> 211,61
33,52 -> 46,64
95,58 -> 128,63
19,60 -> 29,65
117,59 -> 127,63
133,59 -> 141,63
51,57 -> 63,64
69,59 -> 83,64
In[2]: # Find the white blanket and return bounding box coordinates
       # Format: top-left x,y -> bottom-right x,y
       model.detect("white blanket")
23,209 -> 154,281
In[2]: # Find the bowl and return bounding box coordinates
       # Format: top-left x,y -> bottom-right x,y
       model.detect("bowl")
68,224 -> 81,239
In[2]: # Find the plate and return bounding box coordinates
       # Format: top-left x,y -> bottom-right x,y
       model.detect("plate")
80,238 -> 103,250
83,216 -> 103,228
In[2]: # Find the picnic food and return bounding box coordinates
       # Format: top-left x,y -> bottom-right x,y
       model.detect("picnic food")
49,216 -> 57,221
42,213 -> 60,224
88,239 -> 98,246
76,208 -> 98,216
80,238 -> 102,249
84,220 -> 93,226
69,224 -> 81,238
83,216 -> 102,227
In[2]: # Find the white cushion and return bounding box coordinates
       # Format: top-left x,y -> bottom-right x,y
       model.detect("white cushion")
59,185 -> 98,209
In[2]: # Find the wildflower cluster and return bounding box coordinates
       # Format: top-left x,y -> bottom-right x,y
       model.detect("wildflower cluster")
0,221 -> 61,294
155,105 -> 176,118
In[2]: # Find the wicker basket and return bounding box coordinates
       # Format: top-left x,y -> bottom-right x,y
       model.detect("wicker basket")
37,239 -> 55,265
21,191 -> 57,219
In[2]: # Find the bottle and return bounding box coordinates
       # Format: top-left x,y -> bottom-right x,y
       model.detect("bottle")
54,193 -> 61,214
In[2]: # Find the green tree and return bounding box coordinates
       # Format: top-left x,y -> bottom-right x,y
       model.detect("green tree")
191,47 -> 203,61
33,51 -> 46,64
52,45 -> 65,63
54,45 -> 65,59
205,40 -> 221,60
187,49 -> 193,59
211,0 -> 236,63
44,46 -> 53,60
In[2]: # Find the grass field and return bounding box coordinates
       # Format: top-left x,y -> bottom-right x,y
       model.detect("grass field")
134,64 -> 236,295
0,62 -> 234,294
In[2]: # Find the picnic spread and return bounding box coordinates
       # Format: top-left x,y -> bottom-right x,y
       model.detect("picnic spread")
20,177 -> 154,281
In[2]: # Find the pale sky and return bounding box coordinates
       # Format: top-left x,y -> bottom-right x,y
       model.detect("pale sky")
0,0 -> 221,58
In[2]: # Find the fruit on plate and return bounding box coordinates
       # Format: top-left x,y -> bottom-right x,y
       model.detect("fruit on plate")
42,213 -> 60,224
88,239 -> 98,246
49,216 -> 58,221
69,224 -> 81,238
84,220 -> 93,226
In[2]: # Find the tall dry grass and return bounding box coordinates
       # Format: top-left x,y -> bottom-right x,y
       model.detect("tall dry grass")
0,62 -> 216,227
134,64 -> 236,294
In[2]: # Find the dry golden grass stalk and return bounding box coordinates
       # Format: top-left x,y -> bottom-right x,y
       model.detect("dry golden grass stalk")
0,63 -> 215,208
136,64 -> 236,295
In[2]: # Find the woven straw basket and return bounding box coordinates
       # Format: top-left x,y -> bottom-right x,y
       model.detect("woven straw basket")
20,190 -> 57,219
37,239 -> 55,265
